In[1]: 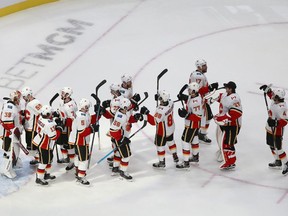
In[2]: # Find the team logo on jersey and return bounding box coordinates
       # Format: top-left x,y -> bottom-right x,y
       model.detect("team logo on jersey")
7,105 -> 13,109
117,114 -> 123,118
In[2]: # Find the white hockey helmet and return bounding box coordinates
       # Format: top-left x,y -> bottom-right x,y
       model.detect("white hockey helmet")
188,82 -> 200,93
273,88 -> 285,100
21,86 -> 33,97
121,74 -> 132,83
110,83 -> 121,92
195,59 -> 207,68
41,105 -> 52,116
79,98 -> 91,110
158,90 -> 170,102
119,98 -> 131,110
61,87 -> 73,98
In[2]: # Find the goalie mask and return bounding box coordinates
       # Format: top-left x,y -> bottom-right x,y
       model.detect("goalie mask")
10,90 -> 21,105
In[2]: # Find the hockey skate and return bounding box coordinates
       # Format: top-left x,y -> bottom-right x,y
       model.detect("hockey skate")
36,178 -> 48,186
44,173 -> 56,180
119,170 -> 133,181
65,162 -> 75,171
152,160 -> 166,169
111,166 -> 120,176
176,161 -> 190,169
77,177 -> 90,185
189,153 -> 199,163
268,160 -> 282,169
29,159 -> 39,166
172,153 -> 179,163
198,133 -> 211,144
282,162 -> 288,176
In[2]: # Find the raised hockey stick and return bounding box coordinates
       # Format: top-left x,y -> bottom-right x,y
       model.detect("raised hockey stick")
156,69 -> 168,106
49,93 -> 60,162
88,79 -> 107,168
49,93 -> 59,106
128,92 -> 149,111
178,84 -> 188,108
90,120 -> 147,169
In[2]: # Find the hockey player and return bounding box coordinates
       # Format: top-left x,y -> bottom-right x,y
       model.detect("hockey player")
0,90 -> 24,178
32,105 -> 63,185
188,59 -> 218,144
108,97 -> 143,180
140,90 -> 179,168
214,81 -> 242,170
259,85 -> 288,175
101,83 -> 123,165
21,86 -> 42,165
176,82 -> 202,169
120,74 -> 133,99
68,98 -> 99,185
55,87 -> 78,171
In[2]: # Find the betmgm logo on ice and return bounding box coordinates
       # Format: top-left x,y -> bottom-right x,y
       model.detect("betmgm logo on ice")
0,19 -> 94,91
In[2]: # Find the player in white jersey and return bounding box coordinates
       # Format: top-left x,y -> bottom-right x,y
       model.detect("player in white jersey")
32,105 -> 63,185
109,97 -> 143,180
259,85 -> 288,175
0,90 -> 24,178
68,98 -> 99,185
21,86 -> 42,165
101,83 -> 123,165
55,87 -> 78,171
188,59 -> 218,144
176,82 -> 203,169
140,90 -> 179,168
214,81 -> 242,170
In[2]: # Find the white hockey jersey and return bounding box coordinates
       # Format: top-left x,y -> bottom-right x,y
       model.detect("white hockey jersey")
120,87 -> 133,99
32,116 -> 59,150
23,98 -> 42,131
267,100 -> 287,135
58,99 -> 77,133
184,95 -> 202,128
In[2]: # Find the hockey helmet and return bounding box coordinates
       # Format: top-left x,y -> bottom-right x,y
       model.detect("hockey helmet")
188,82 -> 200,93
273,88 -> 285,100
41,105 -> 52,116
121,74 -> 132,83
119,98 -> 131,110
61,87 -> 73,98
10,90 -> 21,105
158,90 -> 170,102
110,83 -> 121,92
21,86 -> 33,97
79,98 -> 91,110
195,59 -> 207,68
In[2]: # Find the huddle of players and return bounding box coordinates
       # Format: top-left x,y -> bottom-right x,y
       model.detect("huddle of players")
1,59 -> 287,186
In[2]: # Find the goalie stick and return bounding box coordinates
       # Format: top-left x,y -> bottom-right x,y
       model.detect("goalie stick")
156,69 -> 168,106
14,128 -> 29,155
90,120 -> 147,169
88,79 -> 107,168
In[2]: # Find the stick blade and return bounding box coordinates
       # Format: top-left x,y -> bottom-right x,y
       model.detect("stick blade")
157,69 -> 168,80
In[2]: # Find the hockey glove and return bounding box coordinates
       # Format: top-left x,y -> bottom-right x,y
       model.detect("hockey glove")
177,93 -> 188,101
94,104 -> 105,115
55,118 -> 64,132
132,93 -> 141,103
178,108 -> 188,118
52,111 -> 60,118
259,84 -> 271,93
134,113 -> 143,121
90,124 -> 99,133
120,137 -> 131,145
140,106 -> 150,115
209,82 -> 219,91
154,93 -> 159,101
267,118 -> 278,127
102,100 -> 111,109
133,104 -> 139,112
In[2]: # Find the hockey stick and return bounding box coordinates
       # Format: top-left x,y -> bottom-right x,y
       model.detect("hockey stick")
88,79 -> 107,168
13,128 -> 29,155
178,84 -> 188,108
157,69 -> 168,106
49,93 -> 61,162
90,120 -> 147,168
49,93 -> 59,106
128,92 -> 149,111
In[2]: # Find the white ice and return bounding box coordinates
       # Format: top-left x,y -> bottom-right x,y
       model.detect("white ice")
0,0 -> 288,215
